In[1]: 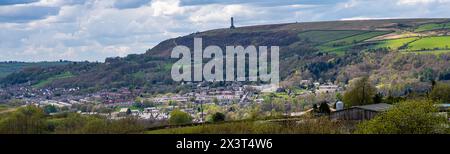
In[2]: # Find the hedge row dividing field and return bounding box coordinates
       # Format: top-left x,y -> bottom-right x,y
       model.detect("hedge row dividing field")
371,36 -> 450,54
407,36 -> 450,51
414,22 -> 450,32
298,30 -> 367,43
317,31 -> 392,54
372,37 -> 419,50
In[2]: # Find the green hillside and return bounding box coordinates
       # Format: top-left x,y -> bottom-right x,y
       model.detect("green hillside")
32,71 -> 75,88
407,36 -> 450,51
372,37 -> 419,50
2,18 -> 450,93
0,61 -> 71,79
318,31 -> 392,54
415,22 -> 450,32
371,36 -> 450,54
326,31 -> 391,45
298,30 -> 366,43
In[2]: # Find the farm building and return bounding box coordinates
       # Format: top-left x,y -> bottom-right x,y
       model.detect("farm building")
435,104 -> 450,112
330,103 -> 392,121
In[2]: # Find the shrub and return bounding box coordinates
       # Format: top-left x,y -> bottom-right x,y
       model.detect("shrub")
43,105 -> 58,114
169,109 -> 192,125
0,106 -> 47,134
148,116 -> 348,134
318,101 -> 331,114
211,112 -> 226,123
356,99 -> 449,134
430,82 -> 450,103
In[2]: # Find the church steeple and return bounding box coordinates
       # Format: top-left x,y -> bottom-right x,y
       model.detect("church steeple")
230,17 -> 235,29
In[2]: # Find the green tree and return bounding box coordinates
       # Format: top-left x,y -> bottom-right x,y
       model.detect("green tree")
312,104 -> 318,112
212,97 -> 219,105
336,93 -> 343,101
168,100 -> 177,106
373,93 -> 383,104
343,76 -> 377,107
142,100 -> 155,108
318,101 -> 331,114
0,106 -> 47,134
53,113 -> 88,133
169,109 -> 192,125
109,117 -> 144,134
211,112 -> 226,123
132,102 -> 143,109
356,99 -> 448,134
430,82 -> 450,103
43,105 -> 58,114
80,118 -> 108,134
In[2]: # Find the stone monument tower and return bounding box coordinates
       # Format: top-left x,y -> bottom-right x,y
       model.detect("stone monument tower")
230,17 -> 235,29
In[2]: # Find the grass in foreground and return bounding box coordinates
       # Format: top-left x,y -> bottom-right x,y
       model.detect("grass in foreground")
146,117 -> 349,134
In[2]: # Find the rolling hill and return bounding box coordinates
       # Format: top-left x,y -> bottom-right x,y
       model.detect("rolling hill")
2,18 -> 450,95
0,61 -> 71,79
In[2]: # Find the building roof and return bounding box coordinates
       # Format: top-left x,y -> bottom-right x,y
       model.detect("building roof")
354,103 -> 392,112
119,108 -> 129,112
435,104 -> 450,111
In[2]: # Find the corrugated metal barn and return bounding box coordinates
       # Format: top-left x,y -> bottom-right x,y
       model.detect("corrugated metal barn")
331,103 -> 392,121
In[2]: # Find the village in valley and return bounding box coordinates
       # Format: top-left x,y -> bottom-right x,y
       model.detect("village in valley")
0,79 -> 346,123
1,17 -> 450,134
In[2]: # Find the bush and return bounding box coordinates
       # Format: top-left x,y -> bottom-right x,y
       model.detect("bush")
0,106 -> 47,134
356,99 -> 449,134
169,109 -> 192,125
148,116 -> 348,134
211,112 -> 226,123
430,82 -> 450,103
53,114 -> 144,134
43,105 -> 58,114
318,101 -> 331,114
0,107 -> 145,134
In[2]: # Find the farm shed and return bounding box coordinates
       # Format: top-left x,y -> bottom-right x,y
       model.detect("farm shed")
330,103 -> 393,121
435,104 -> 450,112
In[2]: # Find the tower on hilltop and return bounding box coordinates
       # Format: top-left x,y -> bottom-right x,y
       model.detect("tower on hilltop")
230,17 -> 235,29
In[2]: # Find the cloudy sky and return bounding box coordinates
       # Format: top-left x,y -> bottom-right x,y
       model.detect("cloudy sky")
1,0 -> 450,62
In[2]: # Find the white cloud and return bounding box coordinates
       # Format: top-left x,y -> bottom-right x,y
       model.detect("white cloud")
1,0 -> 450,62
151,0 -> 184,16
396,0 -> 450,5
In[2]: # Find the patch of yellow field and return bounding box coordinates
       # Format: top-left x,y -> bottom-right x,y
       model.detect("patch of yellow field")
366,31 -> 420,41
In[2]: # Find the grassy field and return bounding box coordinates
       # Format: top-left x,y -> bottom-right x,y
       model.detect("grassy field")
373,37 -> 419,50
146,117 -> 350,134
0,61 -> 70,79
326,31 -> 392,45
414,22 -> 450,32
32,71 -> 75,88
406,36 -> 450,51
318,31 -> 392,54
370,36 -> 450,54
298,30 -> 366,43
